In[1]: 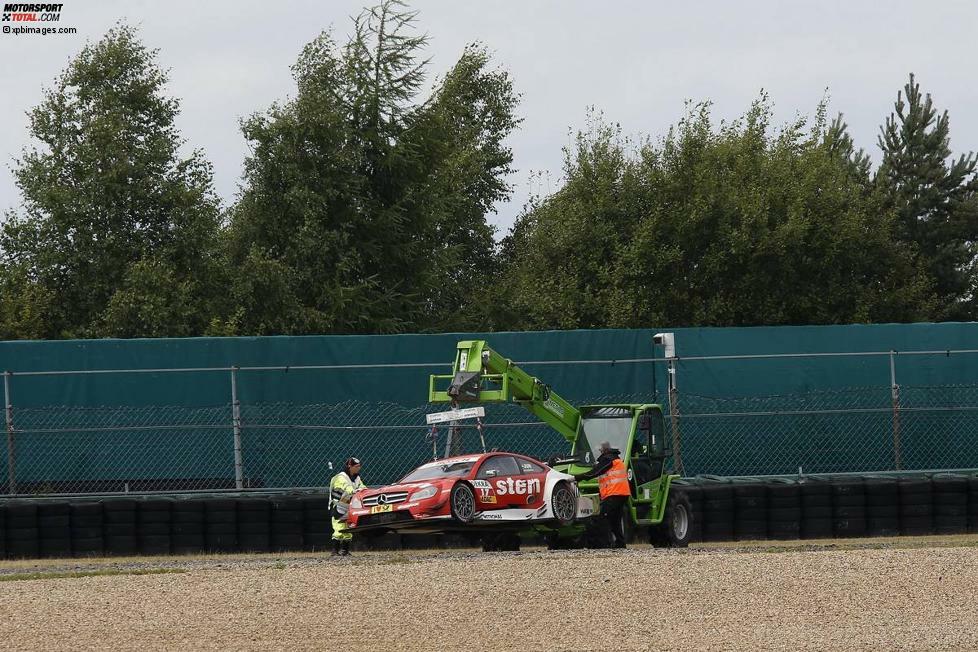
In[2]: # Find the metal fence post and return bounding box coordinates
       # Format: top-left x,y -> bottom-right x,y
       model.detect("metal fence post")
890,351 -> 902,471
667,359 -> 684,476
4,371 -> 15,495
230,366 -> 244,489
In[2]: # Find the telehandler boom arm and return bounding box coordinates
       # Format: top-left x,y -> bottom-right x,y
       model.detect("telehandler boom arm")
429,340 -> 581,444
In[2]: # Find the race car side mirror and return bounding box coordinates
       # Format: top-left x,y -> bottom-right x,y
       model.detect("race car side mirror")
485,470 -> 498,478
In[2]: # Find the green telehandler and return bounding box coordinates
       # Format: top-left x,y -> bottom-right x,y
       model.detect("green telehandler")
429,340 -> 692,548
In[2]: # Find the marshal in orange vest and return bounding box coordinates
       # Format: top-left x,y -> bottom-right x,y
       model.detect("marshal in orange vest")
598,458 -> 631,499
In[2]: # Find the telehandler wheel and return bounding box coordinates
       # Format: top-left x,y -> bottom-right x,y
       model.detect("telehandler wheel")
551,481 -> 577,527
651,491 -> 692,548
450,483 -> 476,523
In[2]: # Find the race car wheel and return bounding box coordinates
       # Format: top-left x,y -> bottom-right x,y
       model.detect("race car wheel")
551,481 -> 577,527
450,483 -> 476,523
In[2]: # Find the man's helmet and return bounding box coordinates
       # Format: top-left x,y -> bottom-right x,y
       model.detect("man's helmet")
345,457 -> 362,468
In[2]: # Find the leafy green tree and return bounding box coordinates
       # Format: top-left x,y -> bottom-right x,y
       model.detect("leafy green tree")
877,74 -> 978,319
496,98 -> 936,329
0,24 -> 227,339
227,0 -> 519,335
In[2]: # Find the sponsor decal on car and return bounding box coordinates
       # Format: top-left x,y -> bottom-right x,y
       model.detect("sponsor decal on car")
472,479 -> 498,503
494,477 -> 541,496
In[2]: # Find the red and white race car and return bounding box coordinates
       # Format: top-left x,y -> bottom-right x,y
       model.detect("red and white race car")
346,452 -> 594,532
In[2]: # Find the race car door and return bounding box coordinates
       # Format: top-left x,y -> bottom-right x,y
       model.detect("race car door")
474,455 -> 523,509
511,457 -> 548,508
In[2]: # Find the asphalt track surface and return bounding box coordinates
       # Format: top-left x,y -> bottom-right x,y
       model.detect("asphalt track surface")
1,536 -> 977,651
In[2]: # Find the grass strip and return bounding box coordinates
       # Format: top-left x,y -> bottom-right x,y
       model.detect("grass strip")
0,567 -> 186,582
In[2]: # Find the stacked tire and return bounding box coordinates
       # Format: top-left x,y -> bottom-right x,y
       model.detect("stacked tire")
932,474 -> 968,535
767,482 -> 801,540
734,483 -> 767,541
238,499 -> 271,552
70,503 -> 103,556
700,481 -> 734,542
270,498 -> 304,552
832,480 -> 866,538
205,499 -> 238,552
899,478 -> 932,536
865,478 -> 900,537
969,474 -> 978,534
139,499 -> 172,555
6,502 -> 39,558
103,499 -> 138,555
301,496 -> 332,551
800,479 -> 833,539
172,499 -> 207,554
38,502 -> 72,558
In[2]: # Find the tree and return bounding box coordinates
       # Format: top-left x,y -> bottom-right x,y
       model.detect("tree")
877,74 -> 978,319
0,24 -> 227,339
227,0 -> 519,335
495,98 -> 936,330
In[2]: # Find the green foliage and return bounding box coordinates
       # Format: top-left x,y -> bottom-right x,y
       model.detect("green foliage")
877,74 -> 978,319
0,23 -> 226,338
496,99 -> 937,329
2,11 -> 974,340
227,0 -> 519,334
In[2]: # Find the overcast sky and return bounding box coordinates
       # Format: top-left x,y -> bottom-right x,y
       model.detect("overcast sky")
1,0 -> 976,236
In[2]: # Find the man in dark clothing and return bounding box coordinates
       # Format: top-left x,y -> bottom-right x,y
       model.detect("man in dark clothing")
578,441 -> 630,549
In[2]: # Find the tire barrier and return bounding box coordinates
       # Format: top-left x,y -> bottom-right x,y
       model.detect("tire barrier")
832,479 -> 866,538
300,496 -> 332,552
104,499 -> 138,555
766,481 -> 801,540
139,499 -> 172,556
205,499 -> 237,552
734,482 -> 768,541
865,477 -> 899,537
970,474 -> 978,534
71,502 -> 104,556
700,480 -> 734,542
899,478 -> 932,536
39,502 -> 71,558
800,478 -> 833,539
270,498 -> 304,552
6,502 -> 39,558
2,475 -> 978,558
932,474 -> 968,535
172,499 -> 206,555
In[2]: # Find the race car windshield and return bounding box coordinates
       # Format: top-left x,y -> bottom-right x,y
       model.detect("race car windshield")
400,461 -> 476,482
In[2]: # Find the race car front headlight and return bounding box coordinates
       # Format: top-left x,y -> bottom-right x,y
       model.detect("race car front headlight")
411,486 -> 437,501
350,495 -> 362,509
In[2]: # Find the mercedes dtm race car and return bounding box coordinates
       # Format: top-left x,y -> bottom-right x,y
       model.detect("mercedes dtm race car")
346,452 -> 595,532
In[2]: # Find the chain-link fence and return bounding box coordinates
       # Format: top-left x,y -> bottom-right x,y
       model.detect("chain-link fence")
3,349 -> 977,494
674,384 -> 978,476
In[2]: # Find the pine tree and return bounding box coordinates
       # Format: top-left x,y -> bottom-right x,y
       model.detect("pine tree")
877,74 -> 978,319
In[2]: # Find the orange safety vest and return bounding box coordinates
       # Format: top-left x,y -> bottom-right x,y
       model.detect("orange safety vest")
598,458 -> 631,499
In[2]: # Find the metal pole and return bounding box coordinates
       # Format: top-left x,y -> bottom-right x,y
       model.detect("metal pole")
890,351 -> 901,471
668,360 -> 684,476
4,371 -> 15,495
230,367 -> 244,490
